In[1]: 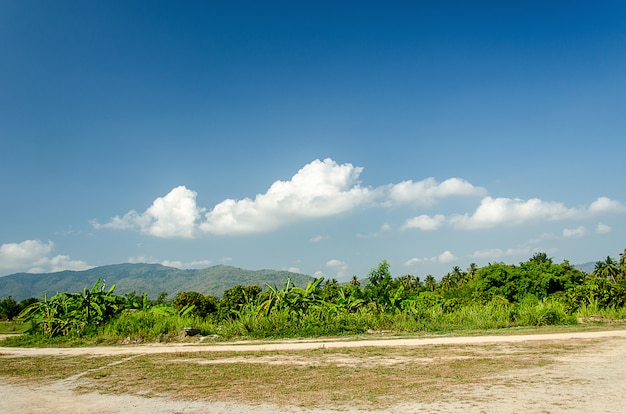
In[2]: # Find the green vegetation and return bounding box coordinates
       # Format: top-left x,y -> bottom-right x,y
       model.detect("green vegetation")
1,249 -> 626,346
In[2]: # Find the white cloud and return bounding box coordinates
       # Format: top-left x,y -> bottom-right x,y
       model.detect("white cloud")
438,250 -> 457,263
588,197 -> 626,214
596,223 -> 612,234
469,246 -> 533,260
128,256 -> 211,269
404,258 -> 423,266
449,197 -> 579,230
385,177 -> 486,207
404,250 -> 457,266
92,159 -> 625,240
201,158 -> 373,235
161,260 -> 212,269
326,258 -> 349,278
0,240 -> 91,275
309,234 -> 327,243
562,226 -> 587,239
401,214 -> 445,231
94,186 -> 203,238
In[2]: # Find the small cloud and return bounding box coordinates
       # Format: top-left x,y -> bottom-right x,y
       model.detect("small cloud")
562,226 -> 587,239
286,267 -> 301,273
469,246 -> 533,260
161,260 -> 212,269
438,251 -> 457,263
385,177 -> 486,207
596,223 -> 612,234
588,197 -> 626,214
129,256 -> 211,269
404,258 -> 423,266
404,250 -> 457,266
309,234 -> 327,243
0,240 -> 91,275
401,214 -> 445,231
220,257 -> 233,263
326,259 -> 348,278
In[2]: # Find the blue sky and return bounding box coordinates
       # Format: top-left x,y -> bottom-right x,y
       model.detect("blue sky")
1,1 -> 625,282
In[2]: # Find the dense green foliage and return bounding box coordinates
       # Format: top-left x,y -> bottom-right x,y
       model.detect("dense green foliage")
2,249 -> 626,344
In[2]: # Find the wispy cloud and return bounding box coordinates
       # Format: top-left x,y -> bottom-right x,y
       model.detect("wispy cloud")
127,256 -> 212,269
404,250 -> 458,267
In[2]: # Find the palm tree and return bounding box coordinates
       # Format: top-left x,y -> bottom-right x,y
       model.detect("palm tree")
424,274 -> 436,292
467,263 -> 478,280
619,249 -> 626,279
595,257 -> 619,283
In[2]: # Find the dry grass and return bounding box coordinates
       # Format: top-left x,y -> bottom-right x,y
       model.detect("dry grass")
0,339 -> 597,410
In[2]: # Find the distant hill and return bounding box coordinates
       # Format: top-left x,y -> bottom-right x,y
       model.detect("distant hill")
574,262 -> 596,274
0,263 -> 315,301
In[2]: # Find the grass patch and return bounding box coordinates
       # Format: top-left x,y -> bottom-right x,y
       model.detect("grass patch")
0,320 -> 29,334
0,355 -> 123,385
0,339 -> 598,410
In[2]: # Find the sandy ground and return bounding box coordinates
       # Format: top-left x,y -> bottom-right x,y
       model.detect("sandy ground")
1,329 -> 626,413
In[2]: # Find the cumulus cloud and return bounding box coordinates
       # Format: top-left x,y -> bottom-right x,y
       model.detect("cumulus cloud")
401,214 -> 445,231
93,186 -> 203,238
588,197 -> 626,214
596,223 -> 612,234
449,197 -> 579,230
0,240 -> 91,275
385,177 -> 486,207
92,158 -> 625,239
201,158 -> 373,235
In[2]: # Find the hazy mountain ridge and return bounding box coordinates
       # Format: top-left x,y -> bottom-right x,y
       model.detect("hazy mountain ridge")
0,263 -> 315,301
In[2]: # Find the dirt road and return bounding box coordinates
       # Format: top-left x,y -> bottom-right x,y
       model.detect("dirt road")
2,329 -> 626,413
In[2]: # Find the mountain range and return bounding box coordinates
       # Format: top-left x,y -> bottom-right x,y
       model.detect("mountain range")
0,263 -> 315,302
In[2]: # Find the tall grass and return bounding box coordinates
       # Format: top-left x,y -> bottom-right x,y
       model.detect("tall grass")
100,310 -> 218,343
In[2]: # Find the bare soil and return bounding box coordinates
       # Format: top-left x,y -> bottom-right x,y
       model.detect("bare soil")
2,329 -> 626,413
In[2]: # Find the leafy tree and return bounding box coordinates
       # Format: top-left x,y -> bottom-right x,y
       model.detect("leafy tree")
424,274 -> 437,292
319,278 -> 341,302
221,284 -> 262,318
365,260 -> 394,311
173,291 -> 218,318
0,296 -> 20,321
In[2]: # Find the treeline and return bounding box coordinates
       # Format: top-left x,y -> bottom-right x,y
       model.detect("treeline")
2,249 -> 625,342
